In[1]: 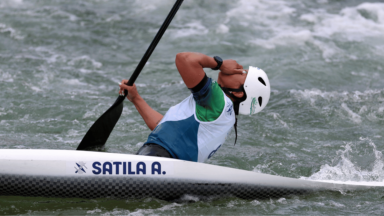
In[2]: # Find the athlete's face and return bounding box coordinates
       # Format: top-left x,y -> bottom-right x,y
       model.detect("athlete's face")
217,70 -> 248,99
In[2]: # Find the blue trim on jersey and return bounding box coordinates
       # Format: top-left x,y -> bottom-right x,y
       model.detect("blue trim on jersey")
145,115 -> 199,162
191,77 -> 212,107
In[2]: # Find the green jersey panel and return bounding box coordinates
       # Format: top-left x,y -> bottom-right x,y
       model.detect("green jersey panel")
195,81 -> 225,122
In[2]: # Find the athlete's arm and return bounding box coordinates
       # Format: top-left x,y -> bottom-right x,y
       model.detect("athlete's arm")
119,80 -> 163,131
175,52 -> 244,88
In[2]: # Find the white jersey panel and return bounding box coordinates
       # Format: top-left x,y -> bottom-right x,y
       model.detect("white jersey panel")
159,96 -> 194,124
196,94 -> 235,162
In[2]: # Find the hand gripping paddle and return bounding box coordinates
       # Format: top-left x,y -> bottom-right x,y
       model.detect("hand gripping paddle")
77,0 -> 184,150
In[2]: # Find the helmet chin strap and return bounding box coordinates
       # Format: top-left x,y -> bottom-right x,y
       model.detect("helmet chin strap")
219,84 -> 247,145
218,85 -> 247,115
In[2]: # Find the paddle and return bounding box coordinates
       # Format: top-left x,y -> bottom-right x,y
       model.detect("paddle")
77,0 -> 184,151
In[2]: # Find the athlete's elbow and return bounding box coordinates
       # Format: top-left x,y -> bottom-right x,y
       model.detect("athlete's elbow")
176,52 -> 192,64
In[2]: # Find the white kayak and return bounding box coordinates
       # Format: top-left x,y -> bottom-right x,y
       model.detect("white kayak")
0,149 -> 381,199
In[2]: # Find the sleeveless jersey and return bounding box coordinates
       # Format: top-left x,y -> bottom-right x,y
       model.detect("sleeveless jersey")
144,82 -> 236,162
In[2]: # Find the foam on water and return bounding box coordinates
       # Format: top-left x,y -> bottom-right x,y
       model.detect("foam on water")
251,30 -> 313,50
31,6 -> 78,22
304,3 -> 384,59
302,137 -> 384,184
33,47 -> 68,64
62,79 -> 87,86
127,203 -> 183,216
68,56 -> 103,69
216,24 -> 230,34
0,69 -> 14,83
82,103 -> 107,119
0,23 -> 24,40
0,0 -> 23,8
312,3 -> 384,39
226,0 -> 295,25
290,88 -> 384,123
224,1 -> 384,61
267,112 -> 290,128
290,88 -> 384,103
170,21 -> 209,38
341,103 -> 362,123
132,0 -> 163,12
0,107 -> 13,118
51,10 -> 77,22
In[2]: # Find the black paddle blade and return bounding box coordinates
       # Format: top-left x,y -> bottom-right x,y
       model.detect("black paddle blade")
76,95 -> 125,150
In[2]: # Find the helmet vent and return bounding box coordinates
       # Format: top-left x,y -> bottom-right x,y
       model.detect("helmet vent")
258,77 -> 266,86
258,97 -> 262,106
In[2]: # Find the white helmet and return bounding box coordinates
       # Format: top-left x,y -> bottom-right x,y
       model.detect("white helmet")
239,66 -> 270,115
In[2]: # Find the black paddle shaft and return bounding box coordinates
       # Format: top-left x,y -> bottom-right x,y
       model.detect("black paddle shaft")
77,0 -> 184,151
126,0 -> 183,87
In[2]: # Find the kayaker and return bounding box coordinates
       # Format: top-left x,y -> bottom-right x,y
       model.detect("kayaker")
119,52 -> 270,162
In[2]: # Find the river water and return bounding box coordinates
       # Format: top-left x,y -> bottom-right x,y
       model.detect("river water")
1,0 -> 384,215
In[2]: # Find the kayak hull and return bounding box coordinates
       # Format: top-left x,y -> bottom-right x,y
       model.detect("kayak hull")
0,174 -> 309,199
0,149 -> 377,199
